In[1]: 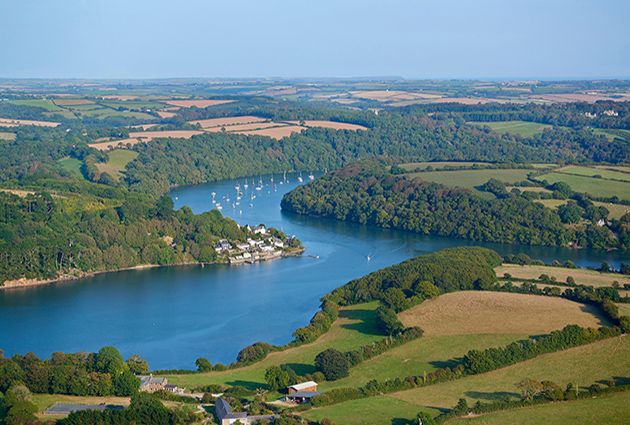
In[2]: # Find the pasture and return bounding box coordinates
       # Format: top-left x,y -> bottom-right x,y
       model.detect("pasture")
305,336 -> 630,424
535,199 -> 628,219
95,150 -> 139,180
468,120 -> 552,137
397,291 -> 609,336
495,264 -> 630,287
399,161 -> 492,171
536,172 -> 630,201
166,302 -> 383,389
58,157 -> 85,179
287,120 -> 368,131
236,125 -> 306,140
190,116 -> 267,129
443,390 -> 630,425
555,165 -> 630,182
0,117 -> 60,127
165,99 -> 233,108
389,335 -> 630,409
0,131 -> 16,141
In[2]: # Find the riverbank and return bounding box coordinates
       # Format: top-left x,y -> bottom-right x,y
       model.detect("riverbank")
1,247 -> 304,291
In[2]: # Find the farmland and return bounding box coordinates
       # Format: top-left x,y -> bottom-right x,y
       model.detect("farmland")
305,336 -> 630,424
0,131 -> 16,140
165,99 -> 233,108
95,150 -> 139,180
0,117 -> 60,127
398,291 -> 609,335
468,120 -> 552,137
58,157 -> 85,179
443,390 -> 630,425
236,124 -> 306,139
555,165 -> 630,182
495,264 -> 630,287
399,161 -> 493,171
287,120 -> 368,131
536,171 -> 630,201
190,116 -> 267,129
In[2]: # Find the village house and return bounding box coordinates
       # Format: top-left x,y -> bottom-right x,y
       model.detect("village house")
253,224 -> 267,235
215,239 -> 232,253
139,375 -> 167,393
215,398 -> 275,425
236,242 -> 250,251
271,236 -> 284,248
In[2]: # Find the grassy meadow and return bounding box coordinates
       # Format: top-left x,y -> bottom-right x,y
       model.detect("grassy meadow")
166,302 -> 383,390
95,149 -> 139,180
58,157 -> 85,179
443,390 -> 630,425
495,264 -> 630,287
536,171 -> 630,201
468,120 -> 552,137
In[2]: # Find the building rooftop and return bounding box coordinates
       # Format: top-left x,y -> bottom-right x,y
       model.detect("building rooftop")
139,375 -> 167,387
215,398 -> 247,420
289,381 -> 318,391
287,391 -> 321,398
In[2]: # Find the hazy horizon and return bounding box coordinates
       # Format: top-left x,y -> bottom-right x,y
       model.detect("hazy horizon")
1,0 -> 629,79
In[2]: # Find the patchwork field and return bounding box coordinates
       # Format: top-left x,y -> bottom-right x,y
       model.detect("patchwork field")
190,116 -> 267,129
89,130 -> 204,150
443,390 -> 630,425
398,291 -> 609,336
53,98 -> 95,106
32,394 -> 130,420
468,120 -> 552,137
236,125 -> 306,139
287,120 -> 368,131
166,302 -> 383,390
165,99 -> 233,108
495,264 -> 630,287
555,165 -> 630,182
156,110 -> 177,118
307,335 -> 630,424
390,335 -> 630,409
0,131 -> 16,141
535,199 -> 629,219
0,117 -> 60,127
95,150 -> 139,180
536,171 -> 630,201
407,168 -> 532,191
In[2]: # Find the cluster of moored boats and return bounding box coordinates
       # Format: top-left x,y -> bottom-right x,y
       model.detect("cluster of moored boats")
210,172 -> 315,213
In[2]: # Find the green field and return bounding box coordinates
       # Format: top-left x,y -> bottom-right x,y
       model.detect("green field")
593,128 -> 630,143
95,149 -> 138,180
443,390 -> 630,425
58,157 -> 85,179
0,131 -> 16,141
556,165 -> 630,182
9,98 -> 66,112
166,302 -> 383,390
320,333 -> 525,391
305,335 -> 630,424
468,120 -> 552,137
537,172 -> 630,201
407,169 -> 533,195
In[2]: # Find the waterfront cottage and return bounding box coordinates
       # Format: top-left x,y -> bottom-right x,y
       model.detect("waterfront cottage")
139,375 -> 167,392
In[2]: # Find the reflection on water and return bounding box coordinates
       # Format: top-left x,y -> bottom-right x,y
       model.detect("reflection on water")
0,172 -> 627,369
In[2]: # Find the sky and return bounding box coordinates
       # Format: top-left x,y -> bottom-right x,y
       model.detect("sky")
0,0 -> 629,79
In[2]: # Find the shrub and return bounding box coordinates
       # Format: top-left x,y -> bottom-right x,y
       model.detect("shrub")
315,349 -> 350,381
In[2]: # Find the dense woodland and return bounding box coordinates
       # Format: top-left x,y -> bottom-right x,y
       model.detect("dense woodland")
281,161 -> 630,250
0,185 -> 250,283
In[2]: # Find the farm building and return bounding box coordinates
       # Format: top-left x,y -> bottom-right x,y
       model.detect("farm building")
284,391 -> 321,404
287,381 -> 318,394
139,375 -> 167,392
215,398 -> 275,425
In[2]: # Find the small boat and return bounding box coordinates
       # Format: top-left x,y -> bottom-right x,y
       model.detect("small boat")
216,203 -> 223,210
309,174 -> 315,180
235,184 -> 240,191
244,178 -> 249,189
175,196 -> 179,200
298,172 -> 303,183
255,186 -> 262,191
367,255 -> 372,262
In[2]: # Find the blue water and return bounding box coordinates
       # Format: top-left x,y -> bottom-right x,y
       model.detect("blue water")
0,172 -> 627,369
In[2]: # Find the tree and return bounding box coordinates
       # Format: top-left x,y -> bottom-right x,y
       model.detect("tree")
0,361 -> 25,392
128,392 -> 171,425
416,411 -> 437,425
376,306 -> 404,335
126,354 -> 149,375
195,358 -> 212,372
264,366 -> 291,391
113,369 -> 140,396
315,349 -> 350,381
516,378 -> 543,400
3,384 -> 37,425
381,287 -> 407,312
558,202 -> 583,224
95,346 -> 125,375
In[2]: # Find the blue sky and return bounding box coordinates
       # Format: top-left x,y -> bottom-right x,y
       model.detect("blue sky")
0,0 -> 628,79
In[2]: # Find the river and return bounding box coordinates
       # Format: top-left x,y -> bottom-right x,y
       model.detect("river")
1,172 -> 627,369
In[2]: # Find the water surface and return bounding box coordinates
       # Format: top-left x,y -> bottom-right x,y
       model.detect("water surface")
1,173 -> 626,369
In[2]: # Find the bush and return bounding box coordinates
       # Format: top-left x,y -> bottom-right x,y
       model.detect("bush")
315,349 -> 350,381
237,342 -> 273,364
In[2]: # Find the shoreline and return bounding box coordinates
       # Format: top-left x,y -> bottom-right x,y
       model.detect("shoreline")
0,248 -> 304,291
